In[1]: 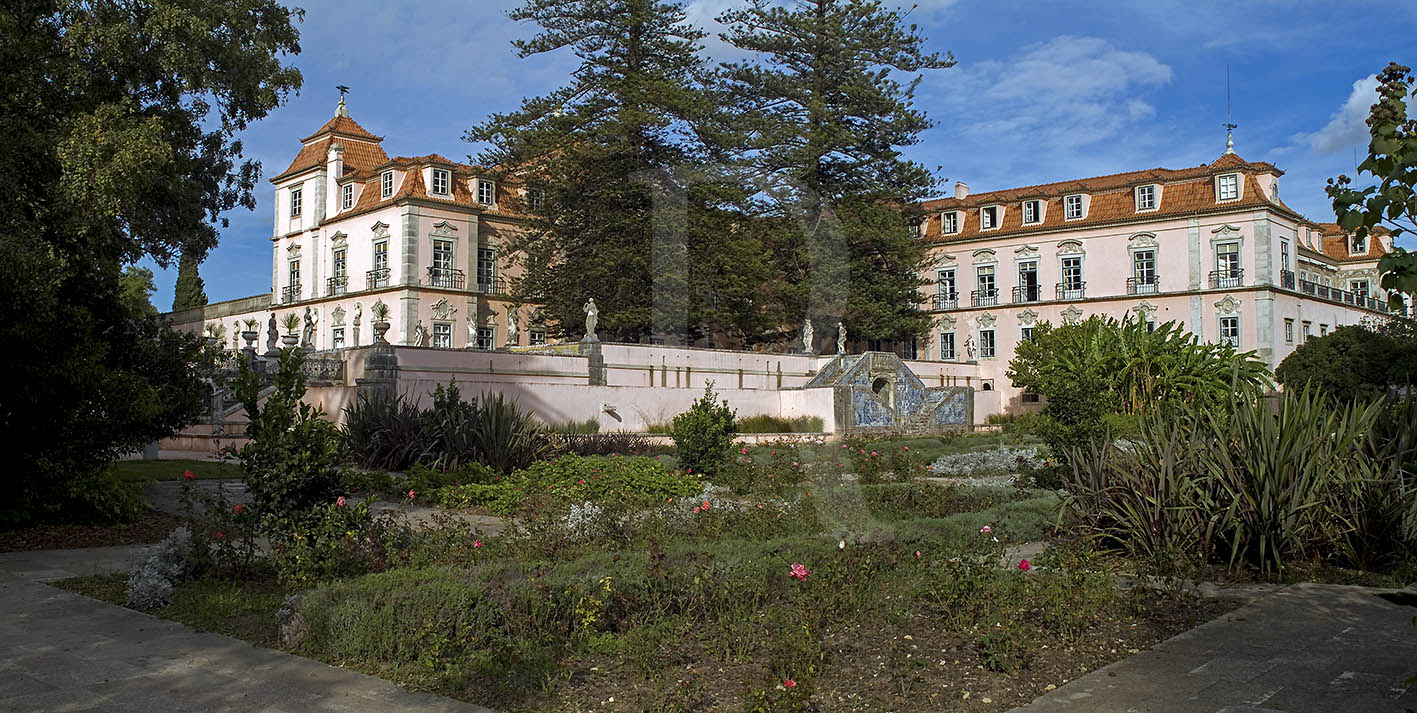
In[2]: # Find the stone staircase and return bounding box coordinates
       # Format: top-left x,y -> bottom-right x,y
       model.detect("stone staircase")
902,390 -> 953,433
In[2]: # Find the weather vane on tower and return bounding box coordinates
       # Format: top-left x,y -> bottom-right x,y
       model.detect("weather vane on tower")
1223,66 -> 1237,154
335,85 -> 350,117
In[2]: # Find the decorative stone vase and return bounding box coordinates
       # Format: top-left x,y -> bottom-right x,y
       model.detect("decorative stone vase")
241,331 -> 259,350
372,320 -> 391,344
281,333 -> 299,348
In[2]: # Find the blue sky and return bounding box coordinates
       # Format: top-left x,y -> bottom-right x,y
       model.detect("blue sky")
151,0 -> 1417,307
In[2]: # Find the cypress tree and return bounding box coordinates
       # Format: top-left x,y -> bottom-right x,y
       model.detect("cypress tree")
172,251 -> 208,312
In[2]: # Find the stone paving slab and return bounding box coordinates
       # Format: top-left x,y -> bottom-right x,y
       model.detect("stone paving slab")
0,576 -> 496,713
1006,582 -> 1417,713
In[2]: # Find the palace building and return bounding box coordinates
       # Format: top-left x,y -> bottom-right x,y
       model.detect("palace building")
914,136 -> 1398,413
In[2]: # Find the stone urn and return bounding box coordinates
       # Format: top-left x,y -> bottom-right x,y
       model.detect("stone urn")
372,320 -> 391,344
240,330 -> 259,350
281,333 -> 299,348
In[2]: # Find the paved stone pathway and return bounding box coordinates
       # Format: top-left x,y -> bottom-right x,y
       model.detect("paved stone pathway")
0,575 -> 495,713
1007,582 -> 1417,713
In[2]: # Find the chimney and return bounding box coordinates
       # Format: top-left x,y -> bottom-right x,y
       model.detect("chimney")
954,181 -> 969,200
325,141 -> 344,217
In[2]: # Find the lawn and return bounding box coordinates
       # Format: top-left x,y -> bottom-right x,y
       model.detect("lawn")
54,434 -> 1235,713
109,458 -> 242,482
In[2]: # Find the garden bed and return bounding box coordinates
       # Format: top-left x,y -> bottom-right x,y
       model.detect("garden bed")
0,508 -> 185,552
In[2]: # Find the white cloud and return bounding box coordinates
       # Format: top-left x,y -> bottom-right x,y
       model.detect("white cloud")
1286,75 -> 1379,155
927,36 -> 1171,153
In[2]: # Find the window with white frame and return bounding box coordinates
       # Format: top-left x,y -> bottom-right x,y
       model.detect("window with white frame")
477,179 -> 495,205
1061,255 -> 1084,296
1017,260 -> 1038,301
941,211 -> 959,234
288,260 -> 300,290
1022,200 -> 1041,224
1219,316 -> 1239,347
1284,318 -> 1294,343
1351,234 -> 1367,254
1301,321 -> 1311,341
936,268 -> 957,303
1280,239 -> 1290,272
380,171 -> 394,198
476,326 -> 494,351
980,206 -> 999,229
1132,249 -> 1156,291
1319,323 -> 1328,337
1135,184 -> 1157,211
1217,174 -> 1239,201
529,329 -> 547,346
975,264 -> 997,303
527,188 -> 544,213
290,187 -> 302,217
371,241 -> 389,287
939,331 -> 956,360
1020,326 -> 1035,343
1216,242 -> 1240,281
1352,279 -> 1369,300
431,168 -> 450,196
979,329 -> 996,359
431,239 -> 455,285
341,183 -> 353,211
332,326 -> 346,349
432,322 -> 452,348
1064,194 -> 1084,219
478,248 -> 497,290
331,248 -> 347,294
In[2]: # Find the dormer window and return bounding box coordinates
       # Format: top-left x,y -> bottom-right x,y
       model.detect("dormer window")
1217,173 -> 1239,201
290,187 -> 302,217
477,179 -> 495,205
1022,200 -> 1041,224
941,211 -> 959,234
431,168 -> 450,196
380,171 -> 394,199
527,188 -> 544,213
341,184 -> 353,211
980,206 -> 999,230
1064,194 -> 1084,220
1135,185 -> 1157,211
1351,234 -> 1367,254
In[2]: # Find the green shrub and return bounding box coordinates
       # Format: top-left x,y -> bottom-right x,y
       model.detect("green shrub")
549,418 -> 601,434
342,391 -> 427,471
233,349 -> 345,536
269,499 -> 379,587
547,431 -> 651,457
736,414 -> 824,433
429,454 -> 701,515
670,383 -> 737,476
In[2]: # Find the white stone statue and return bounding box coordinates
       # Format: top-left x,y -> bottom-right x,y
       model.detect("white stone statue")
301,306 -> 318,348
412,319 -> 429,347
583,298 -> 599,341
802,318 -> 814,354
836,321 -> 846,354
467,316 -> 478,347
965,335 -> 977,360
506,308 -> 519,346
353,302 -> 362,324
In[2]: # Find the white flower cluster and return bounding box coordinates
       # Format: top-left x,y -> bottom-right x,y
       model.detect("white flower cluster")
125,527 -> 199,610
928,446 -> 1044,478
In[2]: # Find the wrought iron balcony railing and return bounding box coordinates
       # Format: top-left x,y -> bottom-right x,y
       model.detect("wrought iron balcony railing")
1011,285 -> 1041,303
427,267 -> 466,289
1209,269 -> 1243,289
366,268 -> 390,290
970,289 -> 998,307
326,276 -> 347,296
1280,270 -> 1296,289
932,292 -> 958,310
1126,275 -> 1159,295
1056,282 -> 1086,301
281,284 -> 301,303
478,276 -> 507,294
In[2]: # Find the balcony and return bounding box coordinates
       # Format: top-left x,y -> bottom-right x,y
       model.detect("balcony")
478,276 -> 507,294
1011,285 -> 1041,303
281,284 -> 301,303
932,292 -> 958,310
1056,282 -> 1086,301
1280,270 -> 1296,289
1299,279 -> 1388,312
970,289 -> 998,307
1126,275 -> 1160,295
366,268 -> 390,290
427,266 -> 466,289
1209,269 -> 1243,289
326,276 -> 347,296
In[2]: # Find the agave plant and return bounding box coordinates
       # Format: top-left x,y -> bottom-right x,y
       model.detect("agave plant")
281,312 -> 301,333
371,300 -> 390,322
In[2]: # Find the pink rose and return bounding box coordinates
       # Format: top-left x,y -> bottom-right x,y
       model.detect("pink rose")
182,470 -> 195,481
788,563 -> 809,581
232,503 -> 245,514
473,540 -> 483,549
980,525 -> 992,534
408,489 -> 415,500
783,679 -> 797,688
336,496 -> 346,507
1018,559 -> 1031,571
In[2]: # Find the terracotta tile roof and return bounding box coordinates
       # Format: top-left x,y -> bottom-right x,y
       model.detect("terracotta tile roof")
299,115 -> 382,144
272,111 -> 390,183
921,154 -> 1288,243
1315,222 -> 1390,262
337,158 -> 532,219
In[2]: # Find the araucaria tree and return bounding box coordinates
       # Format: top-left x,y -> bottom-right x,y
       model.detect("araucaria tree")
469,0 -> 774,344
0,0 -> 302,524
718,0 -> 953,344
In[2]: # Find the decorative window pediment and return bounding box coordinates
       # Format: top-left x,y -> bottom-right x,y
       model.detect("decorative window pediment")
977,312 -> 997,328
1128,232 -> 1159,249
371,221 -> 391,239
1214,295 -> 1241,315
932,251 -> 958,268
332,306 -> 346,326
1057,239 -> 1085,256
1014,244 -> 1039,259
1133,301 -> 1158,318
938,315 -> 957,331
286,242 -> 302,257
1061,305 -> 1083,325
431,298 -> 457,321
972,248 -> 996,260
1018,308 -> 1039,326
1210,223 -> 1243,244
330,232 -> 348,248
430,220 -> 458,239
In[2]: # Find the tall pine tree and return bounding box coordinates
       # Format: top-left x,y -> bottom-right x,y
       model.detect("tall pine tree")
171,251 -> 208,311
718,0 -> 953,344
468,0 -> 773,343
